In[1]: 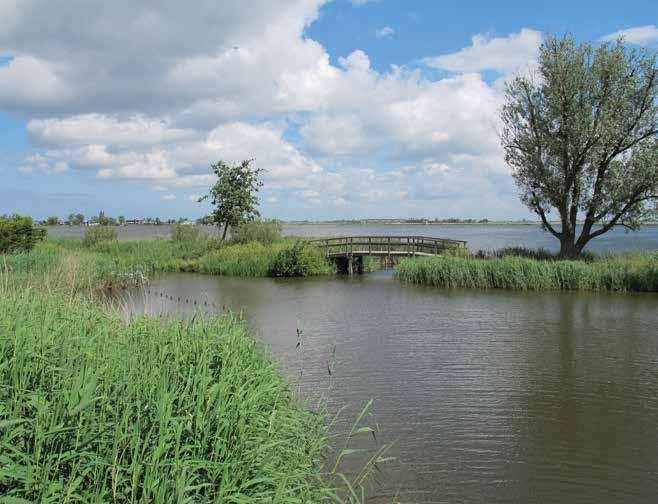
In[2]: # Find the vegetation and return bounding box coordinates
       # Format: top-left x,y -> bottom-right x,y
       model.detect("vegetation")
4,233 -> 334,285
231,220 -> 283,245
91,211 -> 118,227
0,246 -> 382,502
501,35 -> 657,258
0,233 -> 383,502
473,246 -> 596,262
396,250 -> 658,292
0,214 -> 47,254
270,241 -> 334,277
199,159 -> 264,241
82,226 -> 118,247
68,212 -> 85,225
171,222 -> 202,243
0,286 -> 338,502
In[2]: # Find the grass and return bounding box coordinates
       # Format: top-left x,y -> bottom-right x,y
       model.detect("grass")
1,236 -> 334,294
0,235 -> 385,502
395,250 -> 658,292
0,287 -> 338,502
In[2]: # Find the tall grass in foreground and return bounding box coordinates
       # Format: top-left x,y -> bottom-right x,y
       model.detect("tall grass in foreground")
0,288 -> 337,502
395,252 -> 658,292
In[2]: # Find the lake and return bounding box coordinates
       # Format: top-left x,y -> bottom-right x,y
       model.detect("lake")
120,271 -> 658,503
49,223 -> 658,253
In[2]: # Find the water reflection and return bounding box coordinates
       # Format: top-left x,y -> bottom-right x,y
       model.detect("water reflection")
119,272 -> 658,503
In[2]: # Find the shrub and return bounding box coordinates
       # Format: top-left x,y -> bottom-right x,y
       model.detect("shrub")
0,214 -> 47,254
198,242 -> 272,277
269,241 -> 333,277
171,223 -> 201,243
231,220 -> 282,245
82,226 -> 118,247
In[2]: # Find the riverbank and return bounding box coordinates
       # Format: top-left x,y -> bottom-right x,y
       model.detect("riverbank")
0,241 -> 374,501
2,237 -> 334,293
395,251 -> 658,292
0,287 -> 339,501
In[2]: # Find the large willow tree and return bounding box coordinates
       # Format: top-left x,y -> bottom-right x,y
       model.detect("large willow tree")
501,35 -> 657,257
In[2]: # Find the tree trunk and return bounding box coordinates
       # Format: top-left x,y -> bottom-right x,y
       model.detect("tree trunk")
222,223 -> 229,241
559,234 -> 581,258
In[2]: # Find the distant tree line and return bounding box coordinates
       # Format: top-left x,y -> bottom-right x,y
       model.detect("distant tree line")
41,212 -> 195,226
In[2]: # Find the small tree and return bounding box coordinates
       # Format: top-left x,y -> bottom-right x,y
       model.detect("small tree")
46,216 -> 60,226
68,213 -> 85,225
501,35 -> 657,257
199,159 -> 264,241
118,215 -> 126,225
0,215 -> 47,254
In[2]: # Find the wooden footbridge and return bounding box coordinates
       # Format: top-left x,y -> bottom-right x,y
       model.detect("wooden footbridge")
309,235 -> 467,274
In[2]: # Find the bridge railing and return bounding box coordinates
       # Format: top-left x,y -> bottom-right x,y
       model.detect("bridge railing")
307,235 -> 467,257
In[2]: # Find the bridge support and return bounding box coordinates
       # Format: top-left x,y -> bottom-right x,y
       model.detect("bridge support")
335,255 -> 364,275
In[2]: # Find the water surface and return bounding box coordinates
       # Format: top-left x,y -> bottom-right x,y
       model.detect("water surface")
121,272 -> 658,503
49,223 -> 658,253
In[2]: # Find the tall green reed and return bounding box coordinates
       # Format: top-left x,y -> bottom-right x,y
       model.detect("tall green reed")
395,251 -> 658,292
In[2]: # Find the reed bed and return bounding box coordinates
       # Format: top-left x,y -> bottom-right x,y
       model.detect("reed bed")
6,237 -> 334,290
395,251 -> 658,292
0,287 -> 338,502
1,239 -> 386,502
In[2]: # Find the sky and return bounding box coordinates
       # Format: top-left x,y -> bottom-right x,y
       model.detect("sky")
1,0 -> 656,220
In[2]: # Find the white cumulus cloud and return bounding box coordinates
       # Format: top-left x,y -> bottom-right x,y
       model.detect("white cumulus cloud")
600,25 -> 658,46
423,28 -> 542,74
2,1 -> 536,218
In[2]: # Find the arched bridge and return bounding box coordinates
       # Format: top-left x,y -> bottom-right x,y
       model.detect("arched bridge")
309,235 -> 467,274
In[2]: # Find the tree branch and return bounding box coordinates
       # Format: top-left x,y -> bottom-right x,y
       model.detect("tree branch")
531,194 -> 561,238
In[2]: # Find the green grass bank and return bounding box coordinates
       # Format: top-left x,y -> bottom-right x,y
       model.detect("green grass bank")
0,286 -> 339,502
1,235 -> 334,294
0,233 -> 381,502
395,251 -> 658,292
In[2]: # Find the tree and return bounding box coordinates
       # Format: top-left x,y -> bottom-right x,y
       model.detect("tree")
118,215 -> 126,225
0,215 -> 47,254
46,216 -> 60,226
199,159 -> 264,240
501,35 -> 657,257
68,213 -> 85,225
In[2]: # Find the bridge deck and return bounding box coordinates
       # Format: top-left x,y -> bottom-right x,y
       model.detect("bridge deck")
309,235 -> 467,258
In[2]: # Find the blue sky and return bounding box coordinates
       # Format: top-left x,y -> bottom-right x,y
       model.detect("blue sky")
1,0 -> 656,220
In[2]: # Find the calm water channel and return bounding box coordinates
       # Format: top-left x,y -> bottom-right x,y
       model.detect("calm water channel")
120,271 -> 658,503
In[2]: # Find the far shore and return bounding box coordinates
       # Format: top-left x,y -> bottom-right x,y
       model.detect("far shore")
284,220 -> 658,226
